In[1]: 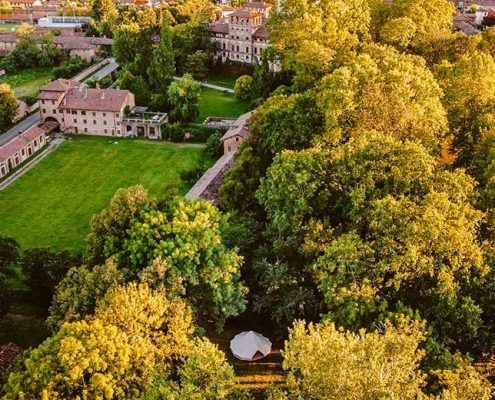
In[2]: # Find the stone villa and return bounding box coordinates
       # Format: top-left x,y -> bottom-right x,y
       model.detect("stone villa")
209,1 -> 278,69
38,79 -> 168,139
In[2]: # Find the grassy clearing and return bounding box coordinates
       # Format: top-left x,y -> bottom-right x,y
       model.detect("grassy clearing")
0,135 -> 211,253
2,67 -> 54,99
207,74 -> 238,89
0,23 -> 18,31
197,87 -> 250,123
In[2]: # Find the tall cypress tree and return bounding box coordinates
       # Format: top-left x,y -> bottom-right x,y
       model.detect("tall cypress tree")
147,21 -> 176,94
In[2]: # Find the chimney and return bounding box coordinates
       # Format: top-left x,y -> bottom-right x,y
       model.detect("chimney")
83,88 -> 87,98
101,92 -> 105,100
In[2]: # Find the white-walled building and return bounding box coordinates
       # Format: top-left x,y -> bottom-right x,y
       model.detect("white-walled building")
209,1 -> 279,69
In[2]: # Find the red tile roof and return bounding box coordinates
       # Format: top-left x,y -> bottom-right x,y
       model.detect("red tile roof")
59,88 -> 130,112
42,79 -> 78,92
210,23 -> 229,34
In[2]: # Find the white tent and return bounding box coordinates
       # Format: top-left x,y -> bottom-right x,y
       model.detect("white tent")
230,331 -> 272,361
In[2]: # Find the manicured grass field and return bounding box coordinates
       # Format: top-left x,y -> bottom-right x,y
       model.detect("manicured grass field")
207,74 -> 238,89
0,23 -> 18,31
2,67 -> 54,99
197,87 -> 250,123
0,136 -> 211,253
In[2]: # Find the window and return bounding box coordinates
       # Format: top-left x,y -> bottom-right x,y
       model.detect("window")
21,149 -> 25,156
73,119 -> 77,123
84,128 -> 87,132
72,110 -> 76,115
116,113 -> 120,117
92,112 -> 96,116
103,120 -> 107,125
43,109 -> 46,113
52,100 -> 55,105
42,100 -> 45,104
81,111 -> 86,115
93,120 -> 96,124
83,119 -> 87,124
104,129 -> 107,133
246,47 -> 249,52
103,113 -> 106,117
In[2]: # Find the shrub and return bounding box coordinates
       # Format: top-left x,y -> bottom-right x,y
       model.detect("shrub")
204,130 -> 223,157
234,75 -> 253,101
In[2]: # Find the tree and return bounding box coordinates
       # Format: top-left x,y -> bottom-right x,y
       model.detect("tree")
3,283 -> 196,399
113,22 -> 142,66
46,260 -> 124,332
137,339 -> 236,400
234,75 -> 253,101
0,235 -> 19,318
276,318 -> 492,400
434,52 -> 495,168
256,131 -> 488,353
204,130 -> 223,157
167,74 -> 200,123
184,50 -> 209,82
0,0 -> 12,14
21,248 -> 81,307
317,44 -> 448,151
172,22 -> 213,74
0,83 -> 17,132
281,318 -> 427,399
267,0 -> 371,87
91,0 -> 118,24
115,199 -> 247,328
85,185 -> 154,266
373,0 -> 455,52
258,91 -> 324,153
147,22 -> 176,93
118,70 -> 150,107
37,33 -> 62,67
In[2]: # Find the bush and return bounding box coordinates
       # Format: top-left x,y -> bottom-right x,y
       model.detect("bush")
163,122 -> 184,142
204,131 -> 223,157
180,167 -> 205,183
53,57 -> 87,79
234,75 -> 253,101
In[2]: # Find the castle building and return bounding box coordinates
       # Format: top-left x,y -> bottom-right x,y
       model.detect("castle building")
209,1 -> 279,69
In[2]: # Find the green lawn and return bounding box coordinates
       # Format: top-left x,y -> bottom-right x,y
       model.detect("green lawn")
197,87 -> 250,123
0,136 -> 211,253
2,67 -> 54,99
207,74 -> 238,89
0,23 -> 18,31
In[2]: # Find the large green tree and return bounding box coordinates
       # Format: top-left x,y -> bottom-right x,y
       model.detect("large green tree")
272,318 -> 492,400
167,74 -> 200,123
148,22 -> 176,93
267,0 -> 371,87
0,83 -> 17,132
434,52 -> 495,168
256,131 -> 488,355
317,44 -> 448,151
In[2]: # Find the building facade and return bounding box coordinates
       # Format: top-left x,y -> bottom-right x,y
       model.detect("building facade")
221,111 -> 253,153
39,79 -> 135,137
209,1 -> 279,69
38,79 -> 168,139
0,125 -> 46,178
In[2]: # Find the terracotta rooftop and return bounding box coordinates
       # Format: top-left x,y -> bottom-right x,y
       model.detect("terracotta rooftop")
52,36 -> 113,49
59,88 -> 130,112
221,111 -> 253,141
253,25 -> 268,39
41,78 -> 78,93
0,125 -> 45,161
210,22 -> 229,34
0,343 -> 23,375
22,125 -> 45,141
230,10 -> 263,18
